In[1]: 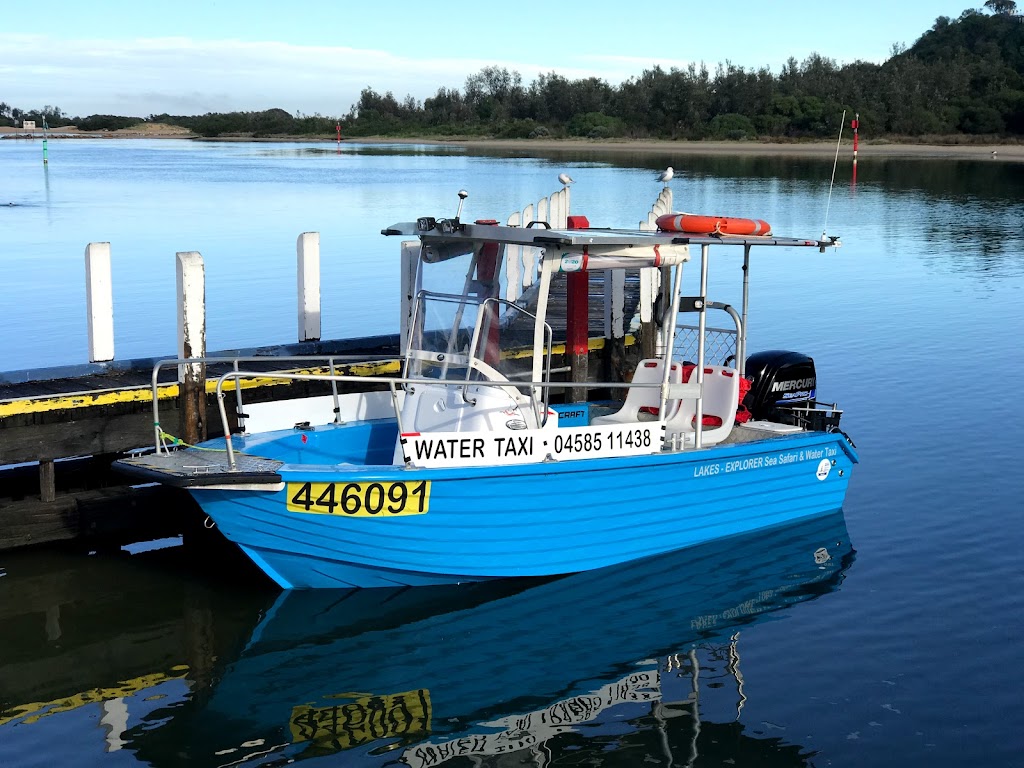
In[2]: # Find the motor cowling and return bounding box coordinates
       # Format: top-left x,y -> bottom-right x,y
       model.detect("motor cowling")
743,350 -> 818,424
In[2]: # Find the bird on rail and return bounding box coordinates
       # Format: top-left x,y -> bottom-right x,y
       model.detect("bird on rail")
657,166 -> 674,183
558,172 -> 575,186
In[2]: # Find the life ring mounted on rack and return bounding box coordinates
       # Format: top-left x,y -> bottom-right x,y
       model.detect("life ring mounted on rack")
656,213 -> 772,236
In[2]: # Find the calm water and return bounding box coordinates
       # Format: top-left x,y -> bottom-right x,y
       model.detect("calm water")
3,139 -> 1024,767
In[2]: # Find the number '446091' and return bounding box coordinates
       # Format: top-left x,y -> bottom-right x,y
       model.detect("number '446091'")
286,481 -> 430,517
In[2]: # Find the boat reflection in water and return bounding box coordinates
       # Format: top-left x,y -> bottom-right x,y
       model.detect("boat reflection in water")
129,512 -> 855,767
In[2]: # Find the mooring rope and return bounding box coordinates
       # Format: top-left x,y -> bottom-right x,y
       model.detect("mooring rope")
156,427 -> 247,455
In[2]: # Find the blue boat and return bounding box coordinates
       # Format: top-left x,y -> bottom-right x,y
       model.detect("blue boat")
116,192 -> 857,588
125,511 -> 855,767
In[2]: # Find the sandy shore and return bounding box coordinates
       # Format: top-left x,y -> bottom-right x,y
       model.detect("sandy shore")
452,138 -> 1020,161
0,124 -> 193,139
3,126 -> 1018,160
326,136 -> 1024,161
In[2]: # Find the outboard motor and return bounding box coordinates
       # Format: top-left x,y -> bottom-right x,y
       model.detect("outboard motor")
743,350 -> 839,430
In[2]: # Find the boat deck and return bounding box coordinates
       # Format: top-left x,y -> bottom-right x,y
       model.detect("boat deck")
117,449 -> 283,488
724,421 -> 804,443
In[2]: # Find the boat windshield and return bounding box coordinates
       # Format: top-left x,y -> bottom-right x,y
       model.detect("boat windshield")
405,291 -> 549,392
405,246 -> 551,395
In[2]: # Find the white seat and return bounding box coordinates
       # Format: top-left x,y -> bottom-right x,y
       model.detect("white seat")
665,365 -> 741,446
593,359 -> 683,425
393,376 -> 550,466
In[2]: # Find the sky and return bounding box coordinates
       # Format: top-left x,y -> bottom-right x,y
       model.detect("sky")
0,0 -> 984,119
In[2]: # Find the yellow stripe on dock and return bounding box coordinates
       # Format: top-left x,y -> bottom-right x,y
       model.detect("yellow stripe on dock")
0,383 -> 178,418
0,336 -> 635,419
506,335 -> 630,360
0,360 -> 402,418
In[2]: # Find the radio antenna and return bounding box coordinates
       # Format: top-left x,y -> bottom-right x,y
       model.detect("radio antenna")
822,109 -> 846,240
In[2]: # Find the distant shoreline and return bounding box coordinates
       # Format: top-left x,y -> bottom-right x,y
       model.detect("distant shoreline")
2,126 -> 1019,161
454,138 -> 1020,161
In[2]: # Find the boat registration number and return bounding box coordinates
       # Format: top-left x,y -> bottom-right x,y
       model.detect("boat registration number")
291,689 -> 431,749
286,481 -> 430,517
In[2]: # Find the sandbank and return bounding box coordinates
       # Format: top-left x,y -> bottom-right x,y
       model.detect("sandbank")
2,125 -> 1019,160
452,138 -> 1021,161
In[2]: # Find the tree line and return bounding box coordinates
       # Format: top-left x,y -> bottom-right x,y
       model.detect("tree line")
3,4 -> 1022,141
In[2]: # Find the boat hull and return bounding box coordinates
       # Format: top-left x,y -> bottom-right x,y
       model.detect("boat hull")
192,429 -> 857,588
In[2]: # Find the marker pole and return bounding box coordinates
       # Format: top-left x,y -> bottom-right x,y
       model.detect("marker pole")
851,113 -> 859,185
851,114 -> 859,166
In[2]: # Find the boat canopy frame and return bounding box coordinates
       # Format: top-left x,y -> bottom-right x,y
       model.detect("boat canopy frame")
387,219 -> 838,446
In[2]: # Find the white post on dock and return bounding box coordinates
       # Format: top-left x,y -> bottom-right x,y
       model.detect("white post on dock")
639,188 -> 671,358
176,251 -> 206,371
297,232 -> 321,342
505,211 -> 523,301
85,242 -> 114,362
604,270 -> 625,339
549,188 -> 569,228
176,251 -> 207,443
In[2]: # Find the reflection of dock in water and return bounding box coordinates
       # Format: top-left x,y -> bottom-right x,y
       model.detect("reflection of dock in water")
0,543 -> 271,748
0,669 -> 190,729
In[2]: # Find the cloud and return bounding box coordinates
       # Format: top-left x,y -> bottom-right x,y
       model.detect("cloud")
0,33 -> 657,118
0,34 -> 465,115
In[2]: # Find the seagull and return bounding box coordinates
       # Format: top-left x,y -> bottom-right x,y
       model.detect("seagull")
657,166 -> 674,183
558,172 -> 575,186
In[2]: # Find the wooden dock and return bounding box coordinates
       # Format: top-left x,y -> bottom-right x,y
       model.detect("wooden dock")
0,331 -> 646,550
0,336 -> 401,550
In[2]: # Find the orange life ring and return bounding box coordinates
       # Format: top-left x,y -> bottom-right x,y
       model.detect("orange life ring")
656,213 -> 772,236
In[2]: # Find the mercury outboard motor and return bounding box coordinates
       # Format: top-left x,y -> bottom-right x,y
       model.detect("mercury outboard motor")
744,350 -> 836,429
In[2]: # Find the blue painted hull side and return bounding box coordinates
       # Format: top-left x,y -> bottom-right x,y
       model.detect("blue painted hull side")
192,428 -> 858,589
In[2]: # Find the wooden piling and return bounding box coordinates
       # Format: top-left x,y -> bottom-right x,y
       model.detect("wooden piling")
475,231 -> 502,369
297,232 -> 321,342
85,242 -> 114,363
604,269 -> 627,385
566,215 -> 589,402
39,460 -> 56,503
176,251 -> 207,445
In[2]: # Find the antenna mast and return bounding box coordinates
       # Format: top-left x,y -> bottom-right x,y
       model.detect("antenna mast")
822,109 -> 846,239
